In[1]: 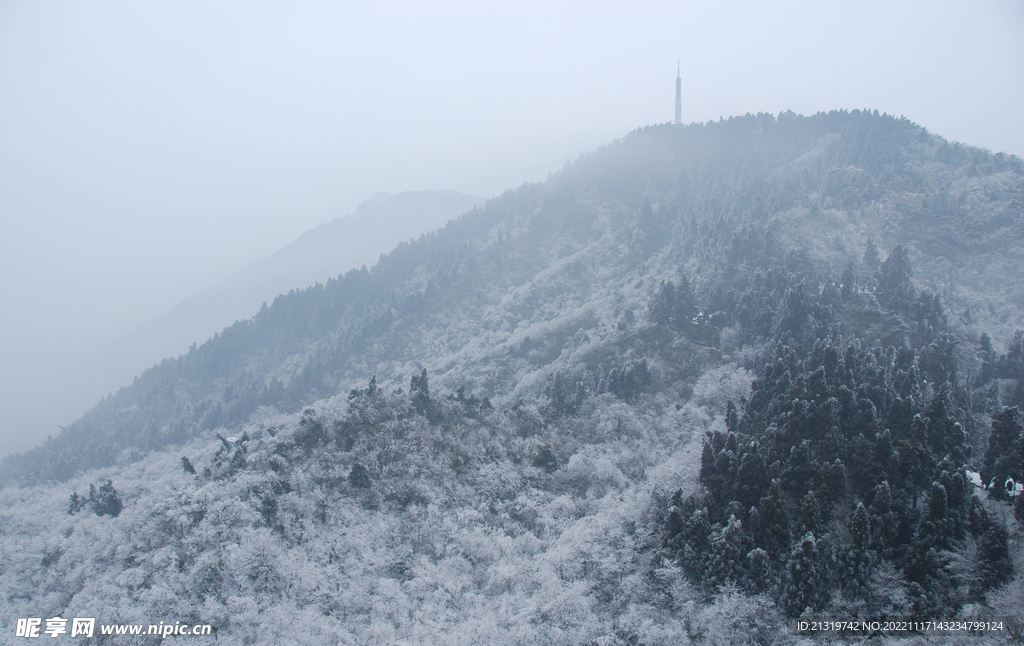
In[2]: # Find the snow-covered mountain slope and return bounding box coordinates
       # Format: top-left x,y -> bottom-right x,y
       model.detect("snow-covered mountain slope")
6,111 -> 1024,485
3,110 -> 1024,644
77,191 -> 485,420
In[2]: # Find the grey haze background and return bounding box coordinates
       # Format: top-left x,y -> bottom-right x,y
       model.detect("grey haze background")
0,0 -> 1021,457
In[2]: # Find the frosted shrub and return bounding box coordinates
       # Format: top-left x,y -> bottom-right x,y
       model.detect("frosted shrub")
561,453 -> 626,498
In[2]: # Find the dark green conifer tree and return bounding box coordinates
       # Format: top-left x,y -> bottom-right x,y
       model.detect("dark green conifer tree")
757,479 -> 791,558
905,483 -> 951,604
260,495 -> 279,526
814,459 -> 847,508
797,490 -> 823,538
725,400 -> 739,435
709,449 -> 735,507
67,491 -> 86,515
875,428 -> 894,473
705,515 -> 747,590
348,462 -> 371,489
785,532 -> 825,617
664,489 -> 685,543
93,480 -> 123,517
746,547 -> 772,594
876,245 -> 915,312
844,503 -> 874,599
850,433 -> 875,496
982,407 -> 1022,500
924,385 -> 957,457
700,441 -> 716,484
680,506 -> 712,580
869,481 -> 899,560
784,440 -> 816,496
900,414 -> 934,507
979,333 -> 996,383
967,494 -> 989,538
410,368 -> 431,415
978,520 -> 1013,590
735,443 -> 769,508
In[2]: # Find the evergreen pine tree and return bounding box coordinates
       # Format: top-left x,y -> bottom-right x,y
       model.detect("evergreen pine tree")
664,489 -> 685,543
93,480 -> 123,517
937,462 -> 969,540
875,428 -> 894,474
735,443 -> 769,508
705,515 -> 747,590
978,520 -> 1013,590
700,441 -> 716,485
967,494 -> 989,538
67,491 -> 86,515
260,495 -> 279,526
785,532 -> 825,617
851,433 -> 875,496
979,332 -> 995,382
900,414 -> 934,507
814,459 -> 847,508
746,547 -> 772,594
877,244 -> 915,312
924,385 -> 957,457
869,481 -> 899,560
797,490 -> 822,538
725,400 -> 740,434
348,462 -> 371,489
708,449 -> 735,506
982,407 -> 1022,500
649,281 -> 677,326
784,440 -> 816,496
410,368 -> 431,415
757,479 -> 791,558
844,503 -> 874,599
680,506 -> 712,580
906,483 -> 949,587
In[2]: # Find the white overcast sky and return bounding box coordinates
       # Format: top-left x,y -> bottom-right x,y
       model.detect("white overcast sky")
1,0 -> 1022,456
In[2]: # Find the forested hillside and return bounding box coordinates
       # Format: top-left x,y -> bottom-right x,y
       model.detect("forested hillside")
2,110 -> 1024,644
69,190 -> 486,436
5,109 -> 1022,485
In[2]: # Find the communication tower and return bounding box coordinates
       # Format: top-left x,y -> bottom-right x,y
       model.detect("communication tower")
674,60 -> 682,124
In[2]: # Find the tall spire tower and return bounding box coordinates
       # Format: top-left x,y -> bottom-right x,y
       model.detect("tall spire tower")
674,60 -> 682,124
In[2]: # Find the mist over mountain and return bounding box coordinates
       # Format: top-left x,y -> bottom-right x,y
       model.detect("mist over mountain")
3,110 -> 1024,643
8,109 -> 1022,484
81,190 -> 486,412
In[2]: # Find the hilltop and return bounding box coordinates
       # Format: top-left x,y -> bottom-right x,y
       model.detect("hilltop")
2,110 -> 1024,644
5,109 -> 1022,485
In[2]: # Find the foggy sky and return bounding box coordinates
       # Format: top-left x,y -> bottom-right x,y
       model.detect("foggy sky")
1,0 -> 1022,457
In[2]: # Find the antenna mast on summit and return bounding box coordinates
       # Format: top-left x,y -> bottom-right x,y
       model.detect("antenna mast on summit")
674,60 -> 682,124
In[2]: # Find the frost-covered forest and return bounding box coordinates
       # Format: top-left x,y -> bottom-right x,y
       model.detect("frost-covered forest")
3,110 -> 1024,644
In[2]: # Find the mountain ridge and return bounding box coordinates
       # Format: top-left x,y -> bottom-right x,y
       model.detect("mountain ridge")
72,190 -> 486,417
3,109 -> 1024,643
4,109 -> 1022,486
